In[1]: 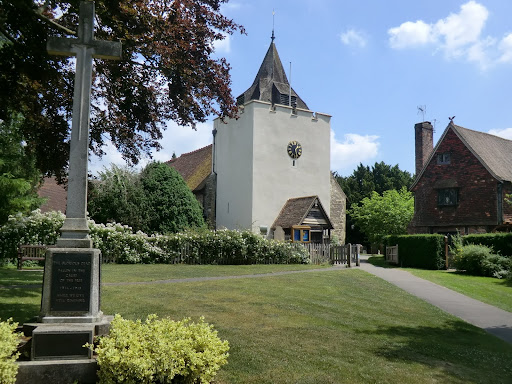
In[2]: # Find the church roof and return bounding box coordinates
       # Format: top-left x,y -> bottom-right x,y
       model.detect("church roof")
412,123 -> 512,188
237,40 -> 309,110
38,177 -> 67,213
272,196 -> 333,229
166,145 -> 212,191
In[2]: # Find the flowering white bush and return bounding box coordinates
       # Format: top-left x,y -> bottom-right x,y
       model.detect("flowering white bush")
0,210 -> 309,265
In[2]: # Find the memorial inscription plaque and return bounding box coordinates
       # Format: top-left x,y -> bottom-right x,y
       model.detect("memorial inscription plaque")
50,253 -> 92,312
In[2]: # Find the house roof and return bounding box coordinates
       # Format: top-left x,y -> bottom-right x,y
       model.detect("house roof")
412,123 -> 512,188
38,177 -> 67,213
237,39 -> 309,110
272,196 -> 333,229
166,145 -> 212,191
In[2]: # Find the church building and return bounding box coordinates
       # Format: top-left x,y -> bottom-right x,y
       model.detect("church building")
168,35 -> 346,244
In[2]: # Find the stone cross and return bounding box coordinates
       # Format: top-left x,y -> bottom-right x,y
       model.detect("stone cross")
47,1 -> 121,248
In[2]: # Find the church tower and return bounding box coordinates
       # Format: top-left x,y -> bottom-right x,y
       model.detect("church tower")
213,36 -> 333,240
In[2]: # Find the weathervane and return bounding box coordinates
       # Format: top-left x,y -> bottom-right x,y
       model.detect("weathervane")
449,116 -> 456,123
417,105 -> 426,121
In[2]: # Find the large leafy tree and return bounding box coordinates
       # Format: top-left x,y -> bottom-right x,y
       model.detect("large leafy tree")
334,162 -> 414,245
0,0 -> 244,180
0,114 -> 44,224
140,162 -> 205,234
349,188 -> 414,246
88,162 -> 205,234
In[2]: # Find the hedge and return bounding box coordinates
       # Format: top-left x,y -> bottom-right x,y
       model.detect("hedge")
384,234 -> 446,270
0,210 -> 309,265
462,233 -> 512,257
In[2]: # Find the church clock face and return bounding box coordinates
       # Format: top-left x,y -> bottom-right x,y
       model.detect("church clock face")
287,141 -> 302,159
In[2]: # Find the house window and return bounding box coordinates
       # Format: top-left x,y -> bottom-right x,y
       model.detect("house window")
292,226 -> 311,243
437,152 -> 451,165
438,188 -> 458,206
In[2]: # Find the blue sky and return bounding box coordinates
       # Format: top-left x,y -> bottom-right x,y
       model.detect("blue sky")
90,0 -> 512,177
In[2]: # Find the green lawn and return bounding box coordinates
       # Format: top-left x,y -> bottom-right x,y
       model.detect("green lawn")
368,256 -> 512,313
2,264 -> 512,383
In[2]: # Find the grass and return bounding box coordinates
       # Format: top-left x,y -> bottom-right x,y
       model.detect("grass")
368,256 -> 512,313
2,264 -> 512,383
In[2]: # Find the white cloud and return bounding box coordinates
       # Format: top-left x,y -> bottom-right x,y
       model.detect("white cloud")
340,29 -> 367,48
388,20 -> 435,49
488,127 -> 512,140
330,130 -> 379,174
89,121 -> 213,176
213,33 -> 231,54
387,1 -> 511,69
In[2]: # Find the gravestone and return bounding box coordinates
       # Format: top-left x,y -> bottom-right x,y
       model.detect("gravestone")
19,2 -> 121,382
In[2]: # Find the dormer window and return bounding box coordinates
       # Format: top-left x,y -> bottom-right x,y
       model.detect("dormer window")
279,93 -> 296,107
437,152 -> 451,165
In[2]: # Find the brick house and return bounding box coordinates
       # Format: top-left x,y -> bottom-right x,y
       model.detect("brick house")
409,121 -> 512,234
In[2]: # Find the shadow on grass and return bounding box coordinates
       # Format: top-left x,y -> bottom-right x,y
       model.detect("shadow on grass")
367,256 -> 398,269
0,289 -> 41,323
0,267 -> 44,286
360,319 -> 512,382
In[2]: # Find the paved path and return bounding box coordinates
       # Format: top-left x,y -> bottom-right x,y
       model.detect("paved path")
358,255 -> 512,345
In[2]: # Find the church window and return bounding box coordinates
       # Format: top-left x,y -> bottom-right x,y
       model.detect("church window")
438,188 -> 458,206
437,152 -> 451,165
279,93 -> 297,107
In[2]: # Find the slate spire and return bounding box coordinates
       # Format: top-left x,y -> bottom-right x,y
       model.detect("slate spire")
236,35 -> 309,110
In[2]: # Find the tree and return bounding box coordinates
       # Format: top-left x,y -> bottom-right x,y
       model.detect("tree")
140,162 -> 205,234
334,162 -> 414,245
88,162 -> 205,234
88,164 -> 149,232
0,1 -> 244,180
0,114 -> 43,224
349,188 -> 414,246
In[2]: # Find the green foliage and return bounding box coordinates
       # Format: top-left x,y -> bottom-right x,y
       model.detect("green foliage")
350,188 -> 414,245
140,162 -> 205,234
335,162 -> 414,245
0,210 -> 308,265
89,162 -> 205,235
453,244 -> 511,278
88,165 -> 149,232
384,234 -> 446,269
0,209 -> 64,263
462,233 -> 512,257
90,314 -> 229,384
0,318 -> 20,384
0,115 -> 43,225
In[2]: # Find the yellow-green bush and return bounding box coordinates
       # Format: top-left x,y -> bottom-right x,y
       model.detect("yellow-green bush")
91,314 -> 229,384
0,318 -> 20,384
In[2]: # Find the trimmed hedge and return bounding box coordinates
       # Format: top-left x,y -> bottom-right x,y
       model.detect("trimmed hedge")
462,233 -> 512,258
384,234 -> 446,270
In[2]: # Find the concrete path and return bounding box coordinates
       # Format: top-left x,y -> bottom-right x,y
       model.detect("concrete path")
358,255 -> 512,345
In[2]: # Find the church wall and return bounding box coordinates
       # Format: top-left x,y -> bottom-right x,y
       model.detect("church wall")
214,107 -> 254,230
250,101 -> 331,234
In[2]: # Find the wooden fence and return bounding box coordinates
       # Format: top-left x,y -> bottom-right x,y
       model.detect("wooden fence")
301,243 -> 361,267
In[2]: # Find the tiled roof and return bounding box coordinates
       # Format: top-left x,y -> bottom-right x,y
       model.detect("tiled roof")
272,196 -> 333,229
412,123 -> 512,188
166,145 -> 212,191
238,41 -> 309,110
452,124 -> 512,182
38,177 -> 67,213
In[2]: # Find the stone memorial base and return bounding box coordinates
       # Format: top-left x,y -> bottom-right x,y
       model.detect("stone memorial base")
17,246 -> 112,383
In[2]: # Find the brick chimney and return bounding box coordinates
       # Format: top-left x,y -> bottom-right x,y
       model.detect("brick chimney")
414,121 -> 433,176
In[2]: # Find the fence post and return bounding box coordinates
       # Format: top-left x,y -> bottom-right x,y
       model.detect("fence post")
347,243 -> 351,267
445,236 -> 449,269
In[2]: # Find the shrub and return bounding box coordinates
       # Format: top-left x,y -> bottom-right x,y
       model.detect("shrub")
384,234 -> 445,269
0,318 -> 20,384
0,209 -> 64,263
91,314 -> 229,384
462,233 -> 512,257
453,244 -> 512,277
